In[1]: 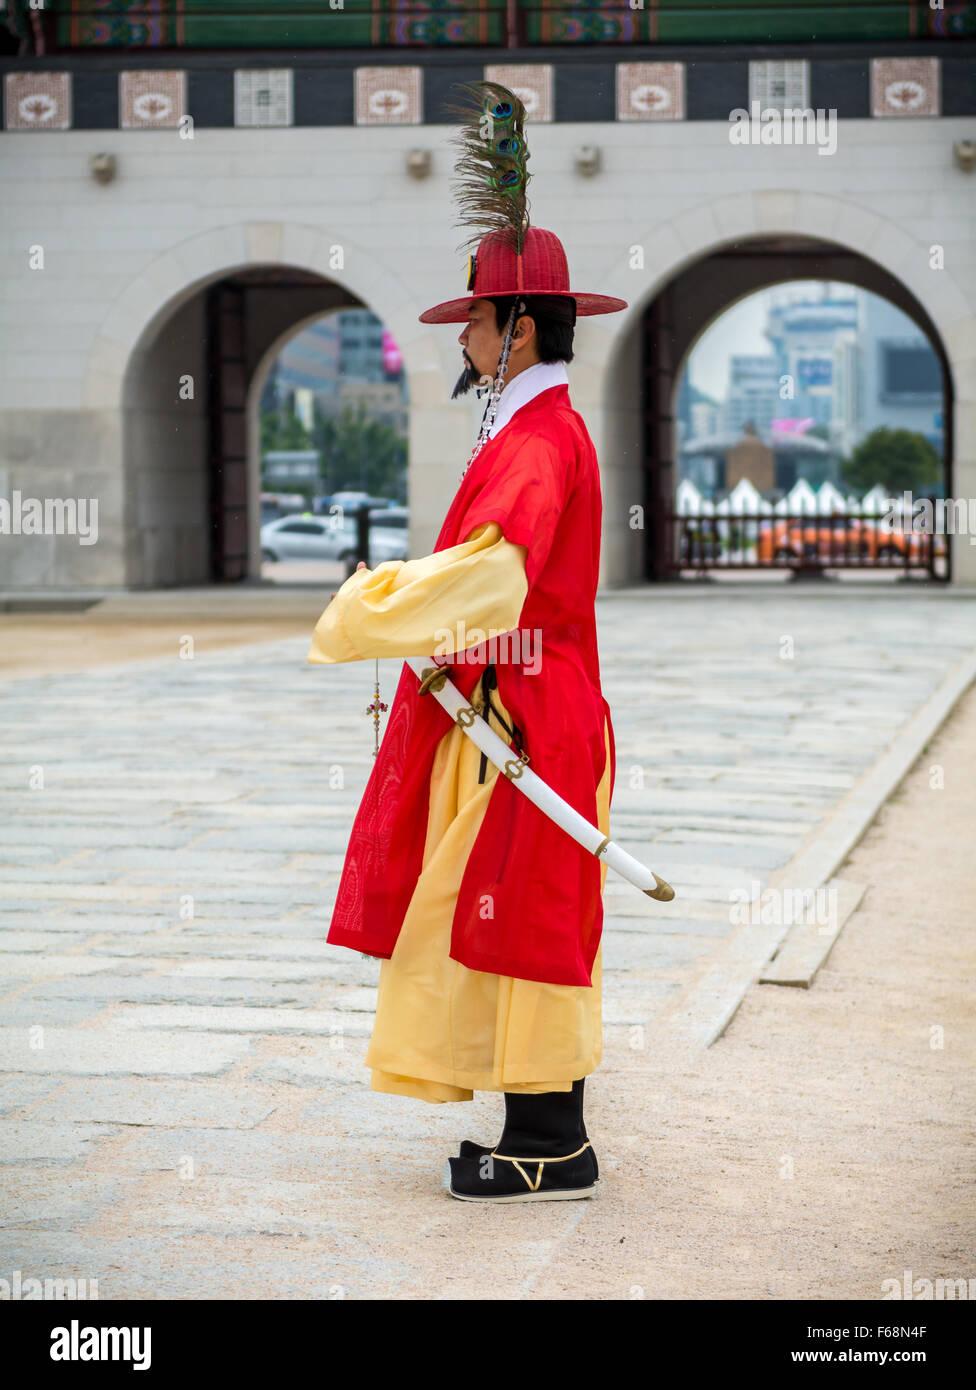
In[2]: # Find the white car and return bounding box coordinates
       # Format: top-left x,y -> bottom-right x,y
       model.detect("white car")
260,510 -> 408,566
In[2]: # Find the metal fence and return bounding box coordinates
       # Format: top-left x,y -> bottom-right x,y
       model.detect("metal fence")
669,512 -> 944,578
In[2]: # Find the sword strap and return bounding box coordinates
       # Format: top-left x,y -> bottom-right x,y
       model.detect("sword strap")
478,664 -> 525,784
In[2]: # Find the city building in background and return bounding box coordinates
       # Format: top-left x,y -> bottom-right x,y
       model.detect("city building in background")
674,377 -> 721,453
262,312 -> 408,438
858,293 -> 944,453
765,292 -> 859,433
723,356 -> 782,441
678,284 -> 946,503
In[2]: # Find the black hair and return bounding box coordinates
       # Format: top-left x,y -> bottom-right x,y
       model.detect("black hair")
487,294 -> 575,365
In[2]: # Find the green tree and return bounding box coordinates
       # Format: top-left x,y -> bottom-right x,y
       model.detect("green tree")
841,427 -> 942,496
259,396 -> 408,503
312,402 -> 407,502
260,405 -> 313,456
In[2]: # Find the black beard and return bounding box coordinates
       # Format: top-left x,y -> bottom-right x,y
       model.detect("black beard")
452,358 -> 482,399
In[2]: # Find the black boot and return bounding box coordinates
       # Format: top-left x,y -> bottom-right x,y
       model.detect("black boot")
447,1079 -> 599,1202
458,1079 -> 592,1163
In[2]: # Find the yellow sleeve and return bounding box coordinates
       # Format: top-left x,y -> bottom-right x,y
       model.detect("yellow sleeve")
307,521 -> 529,664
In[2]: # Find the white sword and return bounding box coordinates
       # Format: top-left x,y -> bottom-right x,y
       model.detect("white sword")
405,657 -> 675,903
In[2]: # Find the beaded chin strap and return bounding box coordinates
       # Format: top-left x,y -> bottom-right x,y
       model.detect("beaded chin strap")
460,298 -> 523,481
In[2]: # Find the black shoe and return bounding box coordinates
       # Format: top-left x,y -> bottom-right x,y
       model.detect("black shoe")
446,1141 -> 600,1203
458,1137 -> 599,1179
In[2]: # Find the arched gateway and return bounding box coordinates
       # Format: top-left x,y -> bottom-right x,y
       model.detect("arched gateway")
593,192 -> 971,587
96,224 -> 413,587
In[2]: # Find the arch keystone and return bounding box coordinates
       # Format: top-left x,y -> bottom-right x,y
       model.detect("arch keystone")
245,222 -> 285,264
753,190 -> 800,231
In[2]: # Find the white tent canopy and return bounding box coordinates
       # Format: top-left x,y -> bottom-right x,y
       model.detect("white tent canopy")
674,475 -> 903,517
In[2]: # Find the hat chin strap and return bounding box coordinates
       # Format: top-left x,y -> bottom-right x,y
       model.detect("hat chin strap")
461,298 -> 524,479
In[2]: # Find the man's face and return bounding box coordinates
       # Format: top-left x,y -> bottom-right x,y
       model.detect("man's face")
453,300 -> 502,399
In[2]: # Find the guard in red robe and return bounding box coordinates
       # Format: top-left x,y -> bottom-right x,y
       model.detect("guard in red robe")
309,83 -> 628,1201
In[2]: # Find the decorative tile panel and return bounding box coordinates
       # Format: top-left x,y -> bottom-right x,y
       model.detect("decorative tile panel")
484,65 -> 553,123
749,60 -> 810,112
871,58 -> 940,117
234,69 -> 294,128
355,67 -> 422,125
120,70 -> 186,129
616,63 -> 685,122
4,72 -> 71,131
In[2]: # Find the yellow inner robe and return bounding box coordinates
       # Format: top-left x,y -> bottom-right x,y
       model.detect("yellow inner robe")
308,522 -> 609,1103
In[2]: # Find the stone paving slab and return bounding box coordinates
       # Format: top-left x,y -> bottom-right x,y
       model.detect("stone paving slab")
0,955 -> 160,980
162,924 -> 347,946
608,915 -> 734,937
110,1128 -> 366,1176
0,1027 -> 253,1076
0,1122 -> 120,1166
80,848 -> 297,873
0,1076 -> 64,1114
24,1079 -> 275,1130
0,1173 -> 124,1231
18,976 -> 327,1008
112,1005 -> 373,1037
0,1001 -> 109,1028
0,931 -> 94,952
602,930 -> 720,972
0,1231 -> 413,1299
43,920 -> 338,944
2,591 -> 976,1296
167,958 -> 348,979
248,1051 -> 374,1091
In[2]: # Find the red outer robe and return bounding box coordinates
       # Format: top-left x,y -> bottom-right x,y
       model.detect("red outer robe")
326,382 -> 616,987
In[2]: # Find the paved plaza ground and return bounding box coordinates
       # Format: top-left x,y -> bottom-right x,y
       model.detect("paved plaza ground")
1,585 -> 974,1298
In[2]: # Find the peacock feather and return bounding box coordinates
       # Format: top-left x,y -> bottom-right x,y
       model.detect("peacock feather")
444,80 -> 532,258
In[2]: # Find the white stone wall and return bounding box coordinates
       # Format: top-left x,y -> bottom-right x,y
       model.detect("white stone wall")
1,116 -> 974,587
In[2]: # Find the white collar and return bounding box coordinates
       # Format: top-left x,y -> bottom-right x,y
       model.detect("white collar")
486,360 -> 569,439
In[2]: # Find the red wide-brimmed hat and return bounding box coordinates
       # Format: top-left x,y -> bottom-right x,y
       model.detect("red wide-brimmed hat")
419,227 -> 627,324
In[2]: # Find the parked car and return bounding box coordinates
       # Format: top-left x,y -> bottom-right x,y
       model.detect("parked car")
260,491 -> 306,523
756,518 -> 943,566
261,509 -> 408,567
757,519 -> 868,565
369,505 -> 407,538
866,519 -> 947,561
326,492 -> 394,513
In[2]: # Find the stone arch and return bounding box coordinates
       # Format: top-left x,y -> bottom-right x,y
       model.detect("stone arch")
101,224 -> 440,585
588,190 -> 972,585
83,221 -> 440,413
599,189 -> 973,378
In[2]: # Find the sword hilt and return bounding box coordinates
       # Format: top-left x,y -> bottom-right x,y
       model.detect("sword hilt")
417,665 -> 449,696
